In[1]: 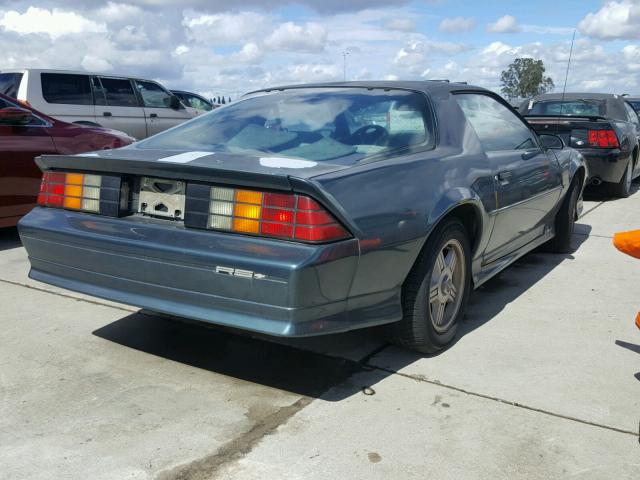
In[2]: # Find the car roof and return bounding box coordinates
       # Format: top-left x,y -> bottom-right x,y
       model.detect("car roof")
0,68 -> 154,81
529,92 -> 622,101
246,80 -> 490,96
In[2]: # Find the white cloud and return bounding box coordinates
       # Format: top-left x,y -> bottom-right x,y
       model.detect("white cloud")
578,0 -> 640,40
183,11 -> 270,44
439,16 -> 476,33
230,42 -> 263,64
95,2 -> 143,23
173,45 -> 190,56
264,22 -> 327,53
0,7 -> 106,39
81,54 -> 113,72
487,15 -> 521,34
395,37 -> 468,69
385,18 -> 416,32
264,63 -> 341,85
114,25 -> 149,46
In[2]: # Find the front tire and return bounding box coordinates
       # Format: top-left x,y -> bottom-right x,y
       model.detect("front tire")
389,218 -> 471,354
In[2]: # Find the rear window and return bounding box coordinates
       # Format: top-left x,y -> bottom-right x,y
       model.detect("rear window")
628,101 -> 640,113
42,73 -> 93,105
0,73 -> 23,98
135,87 -> 435,163
527,100 -> 604,117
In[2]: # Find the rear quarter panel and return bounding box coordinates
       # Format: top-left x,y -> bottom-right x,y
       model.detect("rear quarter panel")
309,89 -> 497,297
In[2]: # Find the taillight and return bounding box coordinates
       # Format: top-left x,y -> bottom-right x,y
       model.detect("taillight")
38,172 -> 102,213
587,129 -> 619,148
207,186 -> 350,242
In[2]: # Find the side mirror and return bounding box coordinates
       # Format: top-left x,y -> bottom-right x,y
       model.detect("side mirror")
169,95 -> 182,110
539,133 -> 564,150
0,107 -> 33,125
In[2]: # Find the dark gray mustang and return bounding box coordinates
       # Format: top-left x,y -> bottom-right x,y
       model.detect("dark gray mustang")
19,81 -> 586,353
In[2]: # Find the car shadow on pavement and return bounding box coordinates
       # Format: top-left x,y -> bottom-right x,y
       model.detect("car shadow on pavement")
0,227 -> 21,251
374,227 -> 592,370
615,340 -> 640,382
93,311 -> 373,401
93,230 -> 591,402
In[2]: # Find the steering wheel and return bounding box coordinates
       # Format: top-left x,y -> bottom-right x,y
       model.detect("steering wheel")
351,124 -> 389,145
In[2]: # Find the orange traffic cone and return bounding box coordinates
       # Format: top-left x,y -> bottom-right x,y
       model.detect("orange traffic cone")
613,230 -> 640,330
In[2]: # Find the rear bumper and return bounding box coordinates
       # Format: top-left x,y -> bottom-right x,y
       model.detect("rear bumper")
18,208 -> 400,336
580,149 -> 630,183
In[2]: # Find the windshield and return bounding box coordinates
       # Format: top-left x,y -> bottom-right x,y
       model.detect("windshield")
528,100 -> 604,117
0,73 -> 23,98
134,88 -> 434,163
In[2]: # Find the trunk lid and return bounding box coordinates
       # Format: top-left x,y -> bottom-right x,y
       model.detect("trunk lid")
524,115 -> 613,149
36,147 -> 351,191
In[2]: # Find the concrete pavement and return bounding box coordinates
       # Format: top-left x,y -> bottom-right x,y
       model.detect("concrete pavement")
0,186 -> 639,479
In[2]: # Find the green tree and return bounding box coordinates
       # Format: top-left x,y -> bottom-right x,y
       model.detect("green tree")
500,58 -> 554,100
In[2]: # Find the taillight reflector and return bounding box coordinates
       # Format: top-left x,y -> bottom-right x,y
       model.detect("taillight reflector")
208,187 -> 349,242
37,172 -> 102,213
587,129 -> 619,148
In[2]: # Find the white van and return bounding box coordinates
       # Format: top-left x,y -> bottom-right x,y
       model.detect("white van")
0,69 -> 198,139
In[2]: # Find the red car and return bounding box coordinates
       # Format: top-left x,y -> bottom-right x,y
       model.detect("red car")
0,92 -> 134,227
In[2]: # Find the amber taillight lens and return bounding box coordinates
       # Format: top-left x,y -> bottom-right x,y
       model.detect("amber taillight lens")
37,172 -> 102,212
207,186 -> 350,242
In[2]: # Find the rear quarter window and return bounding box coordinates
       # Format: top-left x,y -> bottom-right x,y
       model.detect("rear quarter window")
41,73 -> 93,105
456,93 -> 537,152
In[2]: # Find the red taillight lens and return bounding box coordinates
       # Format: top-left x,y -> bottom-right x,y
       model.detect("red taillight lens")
37,172 -> 102,212
208,186 -> 350,242
37,172 -> 66,208
587,129 -> 619,148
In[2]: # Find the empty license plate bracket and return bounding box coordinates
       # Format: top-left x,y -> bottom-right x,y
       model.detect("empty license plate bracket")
138,177 -> 186,220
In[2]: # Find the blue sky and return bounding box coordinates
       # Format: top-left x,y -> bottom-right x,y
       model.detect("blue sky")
0,0 -> 639,98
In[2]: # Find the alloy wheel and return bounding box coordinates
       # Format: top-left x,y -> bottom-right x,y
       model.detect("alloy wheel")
428,239 -> 466,333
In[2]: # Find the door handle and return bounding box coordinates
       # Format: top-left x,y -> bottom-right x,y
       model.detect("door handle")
495,171 -> 512,185
150,113 -> 158,118
103,111 -> 112,117
521,150 -> 539,160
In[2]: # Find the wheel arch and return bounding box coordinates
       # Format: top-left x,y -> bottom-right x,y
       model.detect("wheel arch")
401,193 -> 486,295
427,189 -> 486,258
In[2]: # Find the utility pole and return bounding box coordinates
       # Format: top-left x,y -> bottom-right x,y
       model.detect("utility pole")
342,51 -> 350,81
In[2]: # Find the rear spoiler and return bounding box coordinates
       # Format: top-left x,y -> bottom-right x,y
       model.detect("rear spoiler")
523,114 -> 608,123
35,154 -> 293,191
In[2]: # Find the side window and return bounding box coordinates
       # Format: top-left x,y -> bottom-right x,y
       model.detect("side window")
0,73 -> 23,98
187,95 -> 212,111
98,77 -> 138,107
456,93 -> 538,151
41,73 -> 92,105
135,80 -> 173,108
624,102 -> 640,128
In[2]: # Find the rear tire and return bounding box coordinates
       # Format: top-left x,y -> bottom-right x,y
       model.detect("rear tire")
545,179 -> 580,254
609,159 -> 633,198
388,218 -> 471,354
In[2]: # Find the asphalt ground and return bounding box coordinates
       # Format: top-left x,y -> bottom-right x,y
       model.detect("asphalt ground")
1,185 -> 639,479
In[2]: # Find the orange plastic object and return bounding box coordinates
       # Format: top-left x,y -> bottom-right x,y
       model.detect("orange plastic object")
613,230 -> 640,260
636,312 -> 640,330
